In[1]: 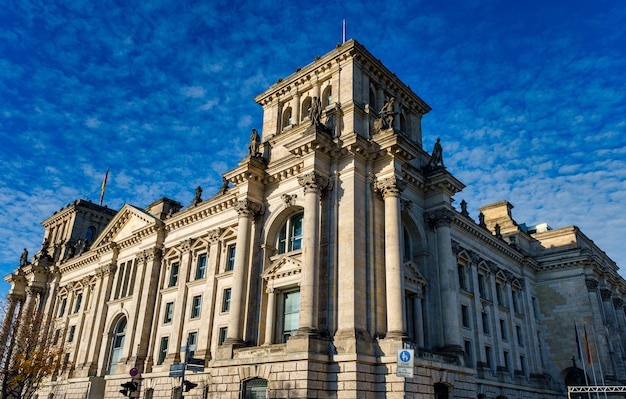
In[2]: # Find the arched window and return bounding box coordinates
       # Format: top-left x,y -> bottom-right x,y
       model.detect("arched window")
85,226 -> 96,242
108,317 -> 127,374
301,97 -> 312,121
277,212 -> 303,254
322,86 -> 332,106
243,378 -> 268,399
402,226 -> 411,261
282,107 -> 293,129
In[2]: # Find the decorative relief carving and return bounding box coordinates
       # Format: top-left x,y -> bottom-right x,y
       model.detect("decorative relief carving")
375,176 -> 406,198
235,199 -> 264,217
281,194 -> 298,206
181,238 -> 194,252
208,228 -> 223,244
297,172 -> 331,194
401,199 -> 412,212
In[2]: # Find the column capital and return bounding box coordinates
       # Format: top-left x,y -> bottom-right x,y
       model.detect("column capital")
96,263 -> 117,278
6,293 -> 24,303
424,208 -> 456,228
145,247 -> 162,262
375,176 -> 406,198
26,286 -> 44,297
181,238 -> 194,252
235,199 -> 264,217
613,297 -> 623,309
600,288 -> 613,301
585,278 -> 598,291
298,172 -> 331,194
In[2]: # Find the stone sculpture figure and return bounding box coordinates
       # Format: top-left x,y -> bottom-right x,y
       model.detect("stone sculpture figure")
191,186 -> 202,206
310,96 -> 323,127
248,128 -> 261,156
220,176 -> 229,195
427,138 -> 444,169
19,248 -> 28,266
379,98 -> 397,130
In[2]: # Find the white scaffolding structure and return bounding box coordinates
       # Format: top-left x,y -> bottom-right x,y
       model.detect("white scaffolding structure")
567,386 -> 626,399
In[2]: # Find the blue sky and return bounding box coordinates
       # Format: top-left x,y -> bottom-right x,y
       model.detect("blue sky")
1,0 -> 625,296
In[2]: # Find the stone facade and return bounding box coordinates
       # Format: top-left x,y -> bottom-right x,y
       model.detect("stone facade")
3,40 -> 626,399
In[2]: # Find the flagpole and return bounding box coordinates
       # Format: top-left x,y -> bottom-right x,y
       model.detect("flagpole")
342,19 -> 346,44
584,325 -> 600,399
99,168 -> 109,206
575,320 -> 591,399
590,325 -> 608,399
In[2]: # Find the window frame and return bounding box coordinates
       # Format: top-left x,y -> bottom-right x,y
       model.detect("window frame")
195,253 -> 207,280
278,212 -> 303,254
157,336 -> 169,365
191,295 -> 202,319
164,302 -> 174,324
168,261 -> 180,287
226,244 -> 236,272
222,288 -> 231,313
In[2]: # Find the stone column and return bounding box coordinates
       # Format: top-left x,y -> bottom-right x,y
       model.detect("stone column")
90,263 -> 117,376
0,293 -> 24,358
264,288 -> 276,345
601,289 -> 626,379
413,288 -> 425,348
296,172 -> 329,335
376,177 -> 406,338
426,209 -> 462,352
613,298 -> 626,360
17,286 -> 44,340
225,199 -> 262,345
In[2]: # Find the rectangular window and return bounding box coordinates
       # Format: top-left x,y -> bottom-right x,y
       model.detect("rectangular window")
282,290 -> 300,343
478,274 -> 487,299
512,290 -> 519,313
485,346 -> 493,369
191,295 -> 202,319
458,265 -> 468,290
164,302 -> 174,324
195,254 -> 207,280
496,282 -> 504,306
503,350 -> 510,372
58,297 -> 67,317
169,262 -> 180,287
53,329 -> 60,345
500,319 -> 508,341
121,260 -> 132,297
68,325 -> 76,343
218,327 -> 228,345
222,288 -> 231,312
187,332 -> 198,358
226,245 -> 236,271
461,305 -> 470,328
515,326 -> 524,346
482,312 -> 490,335
158,337 -> 168,365
532,297 -> 540,319
73,293 -> 83,313
520,355 -> 526,375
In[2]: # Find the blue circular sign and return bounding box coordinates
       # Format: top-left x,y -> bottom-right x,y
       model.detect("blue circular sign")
399,350 -> 411,362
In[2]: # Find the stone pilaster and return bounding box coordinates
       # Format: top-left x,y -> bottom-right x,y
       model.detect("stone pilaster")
0,293 -> 24,359
88,262 -> 117,376
376,176 -> 407,338
263,288 -> 276,345
425,208 -> 462,353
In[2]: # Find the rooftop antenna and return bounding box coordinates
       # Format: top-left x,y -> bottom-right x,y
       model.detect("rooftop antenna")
342,19 -> 347,43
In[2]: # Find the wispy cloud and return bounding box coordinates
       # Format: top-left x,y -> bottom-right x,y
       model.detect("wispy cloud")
0,0 -> 624,297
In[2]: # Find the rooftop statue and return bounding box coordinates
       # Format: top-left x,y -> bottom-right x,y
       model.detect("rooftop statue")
19,248 -> 28,266
425,138 -> 444,170
191,185 -> 202,206
379,98 -> 397,130
248,128 -> 261,157
310,96 -> 323,127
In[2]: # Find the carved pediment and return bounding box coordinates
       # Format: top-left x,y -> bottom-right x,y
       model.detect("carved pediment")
262,255 -> 302,281
404,260 -> 427,286
92,204 -> 162,250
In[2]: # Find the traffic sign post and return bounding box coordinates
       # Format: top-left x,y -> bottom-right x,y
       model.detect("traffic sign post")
396,349 -> 414,378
